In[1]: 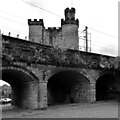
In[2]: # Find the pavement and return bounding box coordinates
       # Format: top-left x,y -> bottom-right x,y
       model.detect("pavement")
1,100 -> 119,118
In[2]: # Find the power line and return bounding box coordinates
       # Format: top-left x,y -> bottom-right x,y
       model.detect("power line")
0,24 -> 28,35
0,23 -> 28,33
0,10 -> 26,20
28,36 -> 117,51
0,0 -> 118,51
0,16 -> 27,26
79,36 -> 117,50
1,29 -> 27,37
1,24 -> 116,51
89,27 -> 118,39
4,30 -> 114,50
79,36 -> 117,49
21,0 -> 62,18
0,26 -> 28,39
22,0 -> 118,39
91,43 -> 118,50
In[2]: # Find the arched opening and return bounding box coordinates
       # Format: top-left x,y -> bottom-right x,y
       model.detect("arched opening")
1,67 -> 39,109
0,80 -> 11,106
96,73 -> 118,101
115,71 -> 120,100
47,71 -> 90,105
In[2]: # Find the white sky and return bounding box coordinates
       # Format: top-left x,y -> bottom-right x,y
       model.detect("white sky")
0,80 -> 10,86
0,0 -> 119,57
0,0 -> 119,85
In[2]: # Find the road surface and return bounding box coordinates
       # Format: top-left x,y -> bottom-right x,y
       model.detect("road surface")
1,100 -> 119,118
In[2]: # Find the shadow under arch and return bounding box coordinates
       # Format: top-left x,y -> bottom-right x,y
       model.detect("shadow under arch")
1,66 -> 39,109
47,70 -> 90,105
96,71 -> 118,101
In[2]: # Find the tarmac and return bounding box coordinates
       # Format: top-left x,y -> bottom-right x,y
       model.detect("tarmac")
1,100 -> 119,118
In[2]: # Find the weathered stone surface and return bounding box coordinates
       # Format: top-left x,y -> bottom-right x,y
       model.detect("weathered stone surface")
2,35 -> 116,70
1,35 -> 119,109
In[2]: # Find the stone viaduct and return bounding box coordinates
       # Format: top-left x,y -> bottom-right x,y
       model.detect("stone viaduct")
1,34 -> 120,109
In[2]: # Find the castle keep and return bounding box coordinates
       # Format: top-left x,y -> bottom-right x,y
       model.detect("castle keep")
28,7 -> 79,50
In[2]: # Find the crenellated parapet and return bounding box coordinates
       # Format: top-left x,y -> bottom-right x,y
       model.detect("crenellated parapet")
28,19 -> 44,43
61,7 -> 79,26
47,27 -> 61,32
65,7 -> 75,20
28,19 -> 44,27
27,7 -> 79,48
61,18 -> 79,26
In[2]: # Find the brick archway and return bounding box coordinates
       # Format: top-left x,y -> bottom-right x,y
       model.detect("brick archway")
46,69 -> 90,83
96,71 -> 117,101
1,66 -> 39,109
47,70 -> 90,105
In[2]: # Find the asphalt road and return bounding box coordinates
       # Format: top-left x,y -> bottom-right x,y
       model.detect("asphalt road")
1,100 -> 119,118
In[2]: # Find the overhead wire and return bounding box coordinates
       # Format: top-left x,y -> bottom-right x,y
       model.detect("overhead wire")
21,0 -> 62,18
0,0 -> 118,41
1,30 -> 27,38
21,0 -> 118,40
0,0 -> 118,55
88,27 -> 118,39
1,25 -> 117,52
0,25 -> 28,39
1,29 -> 116,51
0,16 -> 27,26
0,10 -> 27,20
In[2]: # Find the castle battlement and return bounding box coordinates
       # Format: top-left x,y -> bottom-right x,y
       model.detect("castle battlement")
47,27 -> 61,32
65,7 -> 75,16
61,19 -> 79,26
61,7 -> 79,26
28,7 -> 79,50
48,27 -> 56,30
28,19 -> 44,26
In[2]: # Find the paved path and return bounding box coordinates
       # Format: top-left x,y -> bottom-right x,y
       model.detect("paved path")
1,101 -> 119,118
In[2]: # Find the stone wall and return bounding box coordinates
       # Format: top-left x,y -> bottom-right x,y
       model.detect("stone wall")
28,19 -> 44,44
12,81 -> 38,109
61,24 -> 79,50
29,25 -> 43,44
2,35 -> 118,109
2,35 -> 116,70
70,80 -> 90,103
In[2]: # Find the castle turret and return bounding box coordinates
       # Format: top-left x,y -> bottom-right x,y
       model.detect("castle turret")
61,7 -> 79,26
28,19 -> 44,44
61,7 -> 79,50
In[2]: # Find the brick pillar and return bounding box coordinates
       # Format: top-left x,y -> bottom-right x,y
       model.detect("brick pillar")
0,30 -> 2,75
37,70 -> 48,109
38,82 -> 47,109
89,82 -> 96,103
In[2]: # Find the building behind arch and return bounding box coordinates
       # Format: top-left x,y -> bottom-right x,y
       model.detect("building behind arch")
0,84 -> 11,98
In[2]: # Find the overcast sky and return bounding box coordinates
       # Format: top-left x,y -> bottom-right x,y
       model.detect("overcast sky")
0,0 -> 119,85
0,0 -> 119,56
